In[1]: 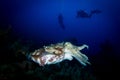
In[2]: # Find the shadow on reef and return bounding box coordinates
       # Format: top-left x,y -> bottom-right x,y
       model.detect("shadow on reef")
0,25 -> 14,64
90,40 -> 120,80
0,25 -> 33,64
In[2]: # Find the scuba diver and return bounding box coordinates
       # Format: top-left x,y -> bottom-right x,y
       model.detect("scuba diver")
76,9 -> 102,18
76,10 -> 92,18
91,9 -> 102,14
58,13 -> 65,29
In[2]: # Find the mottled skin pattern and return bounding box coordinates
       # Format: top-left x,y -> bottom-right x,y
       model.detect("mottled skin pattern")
44,42 -> 64,55
30,42 -> 90,66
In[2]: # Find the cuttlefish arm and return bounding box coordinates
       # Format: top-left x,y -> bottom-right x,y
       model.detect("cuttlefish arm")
64,42 -> 90,66
77,44 -> 90,65
78,44 -> 89,50
72,51 -> 90,66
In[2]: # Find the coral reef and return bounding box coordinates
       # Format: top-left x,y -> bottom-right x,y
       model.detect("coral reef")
0,61 -> 96,80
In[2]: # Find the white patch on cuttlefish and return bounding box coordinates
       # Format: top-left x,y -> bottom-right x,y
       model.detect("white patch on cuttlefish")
37,58 -> 41,64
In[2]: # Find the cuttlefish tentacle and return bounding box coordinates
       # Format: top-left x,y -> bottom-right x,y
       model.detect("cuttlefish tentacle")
72,52 -> 90,66
78,44 -> 89,50
64,42 -> 90,66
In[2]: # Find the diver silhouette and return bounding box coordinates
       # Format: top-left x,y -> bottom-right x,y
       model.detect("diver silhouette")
58,13 -> 65,29
76,10 -> 92,18
76,9 -> 102,18
91,9 -> 102,14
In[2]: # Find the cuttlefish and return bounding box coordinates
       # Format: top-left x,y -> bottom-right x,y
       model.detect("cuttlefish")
29,42 -> 90,66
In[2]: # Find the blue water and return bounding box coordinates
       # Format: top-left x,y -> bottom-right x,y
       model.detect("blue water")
1,0 -> 120,54
0,0 -> 120,55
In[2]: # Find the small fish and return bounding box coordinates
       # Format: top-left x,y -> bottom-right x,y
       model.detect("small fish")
28,42 -> 90,66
